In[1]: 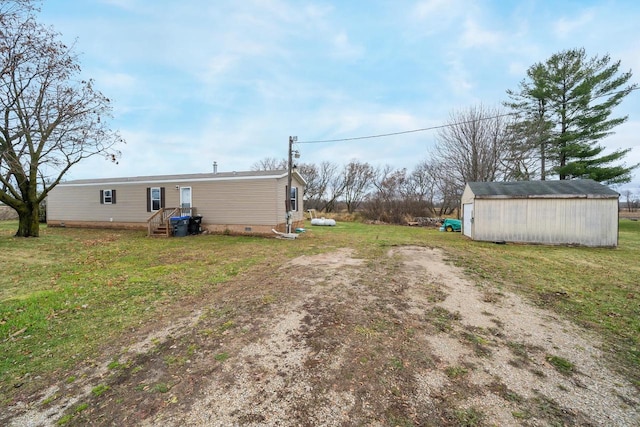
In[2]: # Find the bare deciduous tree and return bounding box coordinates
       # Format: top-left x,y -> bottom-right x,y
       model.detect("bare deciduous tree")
298,161 -> 340,212
500,123 -> 543,181
322,169 -> 344,213
297,162 -> 318,205
423,159 -> 459,217
366,166 -> 408,223
1,1 -> 123,237
407,160 -> 439,216
434,104 -> 515,197
342,160 -> 375,214
622,189 -> 637,213
363,162 -> 443,223
250,157 -> 288,171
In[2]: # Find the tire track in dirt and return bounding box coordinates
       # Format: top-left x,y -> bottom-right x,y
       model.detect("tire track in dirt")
395,246 -> 639,426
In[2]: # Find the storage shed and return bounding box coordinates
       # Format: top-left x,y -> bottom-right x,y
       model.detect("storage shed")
461,179 -> 619,247
47,169 -> 306,236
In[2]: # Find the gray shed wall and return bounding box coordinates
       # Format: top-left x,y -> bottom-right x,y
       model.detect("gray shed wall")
469,197 -> 618,247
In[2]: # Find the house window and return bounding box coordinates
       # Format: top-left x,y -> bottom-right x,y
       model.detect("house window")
147,187 -> 165,212
151,187 -> 161,211
290,186 -> 298,212
100,189 -> 116,204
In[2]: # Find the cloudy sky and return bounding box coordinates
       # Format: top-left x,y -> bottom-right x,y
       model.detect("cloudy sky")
39,0 -> 640,192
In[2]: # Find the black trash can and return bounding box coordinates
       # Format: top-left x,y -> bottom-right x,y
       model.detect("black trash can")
170,216 -> 189,237
188,215 -> 203,234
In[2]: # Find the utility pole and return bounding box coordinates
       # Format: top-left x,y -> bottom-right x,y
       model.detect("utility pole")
286,136 -> 297,233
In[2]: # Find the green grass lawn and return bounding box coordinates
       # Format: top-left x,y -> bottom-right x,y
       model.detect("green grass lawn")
1,219 -> 639,404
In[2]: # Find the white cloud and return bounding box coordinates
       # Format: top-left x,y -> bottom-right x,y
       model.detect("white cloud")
94,72 -> 136,91
459,17 -> 503,48
407,0 -> 471,38
414,0 -> 448,17
413,0 -> 460,22
97,0 -> 138,11
330,32 -> 364,60
618,45 -> 640,77
553,9 -> 595,38
605,120 -> 640,160
200,54 -> 239,84
444,54 -> 474,96
507,61 -> 528,77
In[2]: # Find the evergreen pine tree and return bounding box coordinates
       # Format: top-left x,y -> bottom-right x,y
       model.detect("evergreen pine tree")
506,48 -> 638,184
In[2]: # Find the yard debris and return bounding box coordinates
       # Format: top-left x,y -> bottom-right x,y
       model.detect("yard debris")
409,217 -> 442,227
10,327 -> 27,339
271,229 -> 298,239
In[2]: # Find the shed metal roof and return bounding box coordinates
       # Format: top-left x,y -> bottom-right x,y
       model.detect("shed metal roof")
466,179 -> 619,199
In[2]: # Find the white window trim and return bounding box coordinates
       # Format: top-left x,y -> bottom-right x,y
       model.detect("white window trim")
103,189 -> 113,204
151,187 -> 161,211
290,186 -> 298,212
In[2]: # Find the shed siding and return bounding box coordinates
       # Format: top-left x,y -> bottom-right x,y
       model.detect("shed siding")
473,198 -> 618,246
460,186 -> 475,205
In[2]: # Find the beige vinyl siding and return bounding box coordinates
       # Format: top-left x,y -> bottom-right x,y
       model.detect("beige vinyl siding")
48,183 -> 178,223
472,198 -> 618,247
277,175 -> 304,223
193,178 -> 279,225
192,175 -> 303,225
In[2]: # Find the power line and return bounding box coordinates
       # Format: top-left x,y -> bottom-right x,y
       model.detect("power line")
297,112 -> 516,144
297,86 -> 639,145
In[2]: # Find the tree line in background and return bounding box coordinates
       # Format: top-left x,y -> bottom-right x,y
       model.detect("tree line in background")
621,190 -> 640,212
256,155 -> 639,224
254,49 -> 638,223
254,157 -> 459,222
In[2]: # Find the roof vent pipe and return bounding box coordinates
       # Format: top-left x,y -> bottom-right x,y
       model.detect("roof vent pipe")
213,161 -> 218,174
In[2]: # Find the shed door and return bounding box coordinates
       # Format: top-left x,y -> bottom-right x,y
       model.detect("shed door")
463,203 -> 473,238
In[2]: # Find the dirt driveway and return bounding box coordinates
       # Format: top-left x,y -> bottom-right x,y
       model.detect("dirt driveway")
6,246 -> 640,426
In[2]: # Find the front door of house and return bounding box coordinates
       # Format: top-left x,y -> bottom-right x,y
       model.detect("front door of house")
180,187 -> 192,216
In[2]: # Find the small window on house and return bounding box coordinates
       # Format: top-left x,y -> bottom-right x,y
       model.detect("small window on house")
290,186 -> 298,212
151,187 -> 161,211
146,187 -> 165,212
100,189 -> 116,204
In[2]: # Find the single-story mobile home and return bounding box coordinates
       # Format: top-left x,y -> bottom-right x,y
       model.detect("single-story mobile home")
461,179 -> 619,247
47,169 -> 305,236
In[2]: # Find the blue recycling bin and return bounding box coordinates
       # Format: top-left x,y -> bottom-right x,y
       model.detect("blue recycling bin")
170,216 -> 190,237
